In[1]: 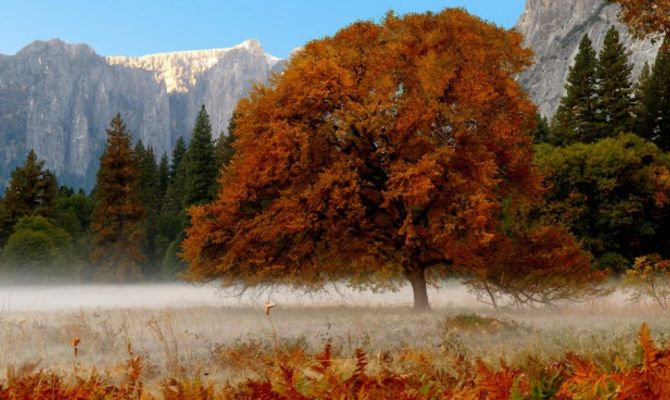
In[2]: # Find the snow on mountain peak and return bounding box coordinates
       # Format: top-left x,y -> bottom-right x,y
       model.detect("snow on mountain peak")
106,39 -> 280,93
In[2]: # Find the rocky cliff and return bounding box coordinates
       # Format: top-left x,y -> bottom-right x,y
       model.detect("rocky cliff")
0,39 -> 280,191
516,0 -> 660,117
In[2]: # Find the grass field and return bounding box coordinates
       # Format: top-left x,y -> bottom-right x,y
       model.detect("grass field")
0,283 -> 668,398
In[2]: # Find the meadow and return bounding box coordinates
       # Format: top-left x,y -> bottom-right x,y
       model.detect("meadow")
0,282 -> 669,398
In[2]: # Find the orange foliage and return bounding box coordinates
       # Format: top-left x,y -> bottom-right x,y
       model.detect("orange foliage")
465,225 -> 602,308
2,324 -> 670,399
610,0 -> 670,43
182,9 -> 549,309
558,323 -> 670,399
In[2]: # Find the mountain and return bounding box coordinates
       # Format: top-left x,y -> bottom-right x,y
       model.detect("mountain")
516,0 -> 660,117
0,39 -> 280,191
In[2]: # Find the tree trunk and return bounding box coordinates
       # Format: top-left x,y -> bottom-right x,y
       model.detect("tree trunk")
407,267 -> 430,311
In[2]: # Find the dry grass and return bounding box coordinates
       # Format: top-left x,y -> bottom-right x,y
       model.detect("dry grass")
0,284 -> 669,398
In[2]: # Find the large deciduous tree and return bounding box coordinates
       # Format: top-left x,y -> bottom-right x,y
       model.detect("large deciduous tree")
183,10 -> 594,310
91,114 -> 146,282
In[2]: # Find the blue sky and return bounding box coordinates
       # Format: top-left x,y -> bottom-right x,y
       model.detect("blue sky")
0,1 -> 526,58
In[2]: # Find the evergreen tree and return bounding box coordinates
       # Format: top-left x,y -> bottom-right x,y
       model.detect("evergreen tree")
596,26 -> 634,134
0,150 -> 58,246
182,105 -> 218,208
135,143 -> 163,275
531,113 -> 556,144
158,153 -> 169,200
136,143 -> 161,216
215,112 -> 238,170
161,143 -> 188,217
553,35 -> 599,144
155,141 -> 189,279
91,113 -> 146,282
634,62 -> 652,128
637,37 -> 670,150
54,185 -> 94,240
169,137 -> 187,183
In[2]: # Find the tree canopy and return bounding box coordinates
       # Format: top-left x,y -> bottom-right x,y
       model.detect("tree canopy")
535,133 -> 670,271
183,9 -> 594,310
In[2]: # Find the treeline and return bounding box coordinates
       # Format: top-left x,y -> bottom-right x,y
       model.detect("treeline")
2,24 -> 670,284
534,27 -> 670,271
0,105 -> 235,283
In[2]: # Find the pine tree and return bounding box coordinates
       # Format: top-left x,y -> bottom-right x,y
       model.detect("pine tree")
634,62 -> 653,132
215,112 -> 238,170
135,143 -> 163,275
91,113 -> 146,282
596,26 -> 634,135
531,113 -> 558,144
169,137 -> 187,184
156,141 -> 189,278
553,35 -> 599,144
0,150 -> 58,246
158,153 -> 169,200
182,105 -> 218,208
136,143 -> 161,216
637,37 -> 670,150
161,140 -> 188,217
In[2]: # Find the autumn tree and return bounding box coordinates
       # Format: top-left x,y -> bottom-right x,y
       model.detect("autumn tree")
552,35 -> 600,144
610,0 -> 670,43
0,150 -> 58,246
183,10 -> 597,310
91,113 -> 146,282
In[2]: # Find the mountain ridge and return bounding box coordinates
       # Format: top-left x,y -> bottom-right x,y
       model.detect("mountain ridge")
0,38 -> 281,191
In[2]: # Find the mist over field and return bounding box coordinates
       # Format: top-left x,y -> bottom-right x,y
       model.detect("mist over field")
0,281 -> 667,393
0,281 -> 488,312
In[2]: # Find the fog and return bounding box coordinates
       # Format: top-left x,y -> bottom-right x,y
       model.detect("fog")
0,280 -> 638,313
0,280 -> 664,386
0,281 -> 488,312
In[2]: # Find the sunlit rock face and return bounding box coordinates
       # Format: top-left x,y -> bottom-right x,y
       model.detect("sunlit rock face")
516,0 -> 659,117
0,39 -> 281,191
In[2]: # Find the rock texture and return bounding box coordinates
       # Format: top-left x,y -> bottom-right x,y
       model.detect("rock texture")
0,39 -> 280,191
516,0 -> 660,117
